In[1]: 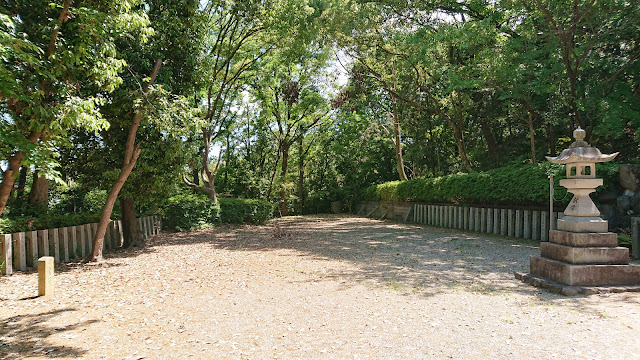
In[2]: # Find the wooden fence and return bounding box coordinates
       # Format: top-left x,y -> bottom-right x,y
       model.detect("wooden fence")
1,215 -> 161,275
357,202 -> 562,242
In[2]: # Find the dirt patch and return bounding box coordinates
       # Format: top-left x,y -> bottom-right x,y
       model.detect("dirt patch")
1,215 -> 639,359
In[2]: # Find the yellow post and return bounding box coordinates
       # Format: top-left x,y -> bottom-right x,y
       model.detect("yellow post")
38,256 -> 54,296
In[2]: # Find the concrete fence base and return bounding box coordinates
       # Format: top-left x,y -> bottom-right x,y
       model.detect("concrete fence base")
358,201 -> 561,243
1,215 -> 161,275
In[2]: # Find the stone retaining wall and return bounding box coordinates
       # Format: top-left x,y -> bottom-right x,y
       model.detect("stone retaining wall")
0,215 -> 161,275
357,202 -> 561,242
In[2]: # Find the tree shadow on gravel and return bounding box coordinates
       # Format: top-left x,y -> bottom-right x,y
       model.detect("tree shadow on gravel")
199,216 -> 545,298
0,308 -> 96,359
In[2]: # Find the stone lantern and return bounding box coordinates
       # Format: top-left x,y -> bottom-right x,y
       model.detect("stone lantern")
545,127 -> 618,233
518,127 -> 640,293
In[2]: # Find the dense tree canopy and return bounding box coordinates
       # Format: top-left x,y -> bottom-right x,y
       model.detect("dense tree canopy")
1,0 -> 638,237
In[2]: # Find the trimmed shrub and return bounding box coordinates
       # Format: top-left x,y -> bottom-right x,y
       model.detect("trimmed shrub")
304,191 -> 332,214
361,163 -> 598,207
219,198 -> 274,224
0,212 -> 102,234
163,194 -> 273,231
163,193 -> 220,231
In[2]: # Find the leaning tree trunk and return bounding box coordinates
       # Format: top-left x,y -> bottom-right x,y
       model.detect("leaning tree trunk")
28,170 -> 49,206
87,59 -> 162,262
0,131 -> 41,216
120,197 -> 143,248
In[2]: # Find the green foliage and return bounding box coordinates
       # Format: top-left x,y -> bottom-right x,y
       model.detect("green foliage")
163,194 -> 274,231
163,193 -> 220,231
82,190 -> 109,213
304,191 -> 332,214
0,0 -> 152,186
618,234 -> 632,250
218,198 -> 274,225
362,164 -> 572,207
0,212 -> 102,234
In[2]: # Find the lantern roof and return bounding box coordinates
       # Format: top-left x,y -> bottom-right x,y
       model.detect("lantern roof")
545,127 -> 618,164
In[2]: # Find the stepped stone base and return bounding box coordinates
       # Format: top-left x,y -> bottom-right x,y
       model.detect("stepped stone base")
558,217 -> 608,233
540,242 -> 629,264
521,227 -> 640,291
549,230 -> 618,247
530,256 -> 640,286
515,272 -> 640,296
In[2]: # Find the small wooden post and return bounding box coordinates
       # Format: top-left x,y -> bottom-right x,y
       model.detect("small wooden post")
515,210 -> 523,238
26,231 -> 38,267
1,234 -> 12,275
60,227 -> 69,262
76,226 -> 86,256
532,211 -> 540,241
523,211 -> 531,239
38,256 -> 54,296
49,228 -> 60,263
507,209 -> 515,237
69,226 -> 78,259
12,232 -> 27,271
116,220 -> 124,247
37,229 -> 49,256
471,207 -> 477,230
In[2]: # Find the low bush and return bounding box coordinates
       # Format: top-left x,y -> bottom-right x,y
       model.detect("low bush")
360,163 -> 619,207
163,193 -> 220,231
0,212 -> 102,234
163,194 -> 273,231
304,191 -> 332,214
219,198 -> 274,225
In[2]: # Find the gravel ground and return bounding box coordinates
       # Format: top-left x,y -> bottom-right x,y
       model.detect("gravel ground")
1,215 -> 639,359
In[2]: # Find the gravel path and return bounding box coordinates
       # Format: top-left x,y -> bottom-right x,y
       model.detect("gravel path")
1,215 -> 639,359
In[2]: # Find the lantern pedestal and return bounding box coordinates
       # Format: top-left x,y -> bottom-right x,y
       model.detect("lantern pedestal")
528,230 -> 640,286
518,127 -> 640,294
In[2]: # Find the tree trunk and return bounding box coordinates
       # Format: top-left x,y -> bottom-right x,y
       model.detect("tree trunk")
455,130 -> 474,173
120,197 -> 143,248
16,166 -> 27,199
440,111 -> 473,172
0,153 -> 24,216
280,144 -> 290,216
88,59 -> 162,262
548,121 -> 556,155
297,137 -> 304,215
0,131 -> 41,216
28,170 -> 49,206
267,143 -> 281,197
192,167 -> 200,186
479,118 -> 498,162
527,112 -> 537,163
391,95 -> 408,181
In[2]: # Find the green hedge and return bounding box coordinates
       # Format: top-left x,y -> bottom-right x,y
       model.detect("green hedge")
163,194 -> 274,231
163,193 -> 221,231
361,163 -> 620,207
219,198 -> 274,225
0,212 -> 102,234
